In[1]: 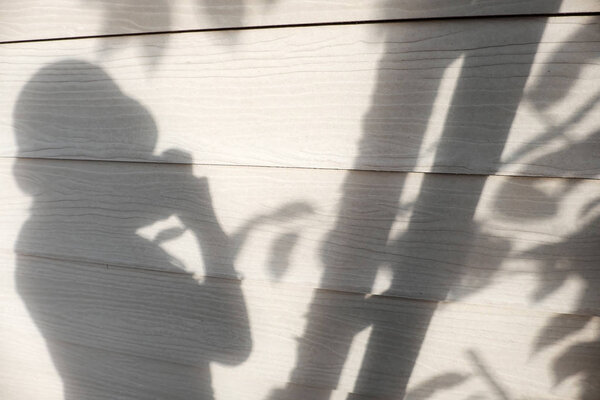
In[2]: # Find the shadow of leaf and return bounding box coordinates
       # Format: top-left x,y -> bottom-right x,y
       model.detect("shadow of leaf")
405,372 -> 470,399
268,231 -> 300,280
533,314 -> 593,353
553,339 -> 600,399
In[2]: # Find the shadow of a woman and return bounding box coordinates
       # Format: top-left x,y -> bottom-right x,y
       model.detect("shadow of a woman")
13,60 -> 251,399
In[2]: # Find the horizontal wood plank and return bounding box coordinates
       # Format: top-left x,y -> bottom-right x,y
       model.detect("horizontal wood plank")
2,157 -> 600,316
2,17 -> 599,178
3,6 -> 599,400
1,253 -> 596,399
1,0 -> 597,43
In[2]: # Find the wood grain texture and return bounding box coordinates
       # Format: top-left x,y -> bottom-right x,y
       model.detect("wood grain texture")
1,252 -> 597,399
2,17 -> 599,178
1,0 -> 597,43
3,157 -> 600,316
2,9 -> 599,400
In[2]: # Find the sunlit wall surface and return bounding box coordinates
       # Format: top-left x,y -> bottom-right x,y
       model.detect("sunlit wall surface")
1,1 -> 599,399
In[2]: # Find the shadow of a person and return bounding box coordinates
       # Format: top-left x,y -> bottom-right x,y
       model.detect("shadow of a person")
13,60 -> 252,399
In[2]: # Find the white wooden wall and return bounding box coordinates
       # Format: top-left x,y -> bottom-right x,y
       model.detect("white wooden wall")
1,2 -> 599,399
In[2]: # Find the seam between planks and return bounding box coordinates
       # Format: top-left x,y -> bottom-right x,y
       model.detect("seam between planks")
4,156 -> 600,183
9,250 -> 600,319
1,11 -> 599,46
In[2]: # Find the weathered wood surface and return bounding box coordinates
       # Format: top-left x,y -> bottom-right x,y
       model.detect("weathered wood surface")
1,0 -> 597,43
3,158 -> 599,316
2,6 -> 600,400
1,252 -> 596,399
2,16 -> 599,178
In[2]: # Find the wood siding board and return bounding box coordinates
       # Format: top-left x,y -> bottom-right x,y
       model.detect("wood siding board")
1,252 -> 596,399
2,9 -> 599,400
1,17 -> 599,178
3,158 -> 600,316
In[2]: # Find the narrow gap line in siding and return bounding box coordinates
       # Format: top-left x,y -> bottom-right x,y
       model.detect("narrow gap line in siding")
10,250 -> 600,319
13,250 -> 235,280
1,11 -> 599,46
4,155 -> 600,183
